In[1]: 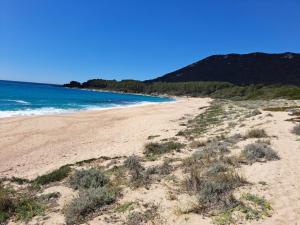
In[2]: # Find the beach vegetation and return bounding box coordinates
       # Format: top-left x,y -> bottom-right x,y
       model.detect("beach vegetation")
33,165 -> 71,186
114,201 -> 135,213
125,204 -> 160,225
241,143 -> 279,163
10,176 -> 30,185
0,184 -> 44,223
214,193 -> 272,225
144,141 -> 185,158
64,187 -> 116,225
123,155 -> 147,187
69,168 -> 109,190
245,129 -> 267,138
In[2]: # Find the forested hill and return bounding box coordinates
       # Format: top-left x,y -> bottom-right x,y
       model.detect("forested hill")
149,52 -> 300,85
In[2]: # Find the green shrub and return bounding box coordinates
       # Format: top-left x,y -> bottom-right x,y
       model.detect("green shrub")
69,168 -> 109,190
15,196 -> 44,221
241,143 -> 279,163
0,184 -> 44,223
191,141 -> 229,160
114,201 -> 135,213
246,129 -> 267,138
184,161 -> 246,214
124,155 -> 143,171
33,166 -> 71,185
144,141 -> 185,157
124,155 -> 146,187
0,185 -> 14,223
205,162 -> 229,176
10,177 -> 30,185
126,204 -> 159,225
65,187 -> 116,225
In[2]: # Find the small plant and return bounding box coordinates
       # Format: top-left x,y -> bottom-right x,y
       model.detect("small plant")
69,168 -> 109,190
126,204 -> 160,225
241,143 -> 279,163
65,187 -> 116,225
158,160 -> 173,175
205,162 -> 229,176
124,155 -> 143,171
191,141 -> 229,161
0,184 -> 44,223
15,196 -> 44,221
213,193 -> 272,224
245,129 -> 267,138
10,177 -> 30,185
33,165 -> 71,185
124,155 -> 146,187
0,185 -> 14,223
144,141 -> 185,158
114,201 -> 135,213
291,123 -> 300,135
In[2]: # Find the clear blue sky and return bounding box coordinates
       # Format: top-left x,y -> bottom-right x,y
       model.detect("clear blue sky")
1,0 -> 300,84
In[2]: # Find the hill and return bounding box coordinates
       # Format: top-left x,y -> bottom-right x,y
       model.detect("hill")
149,52 -> 300,85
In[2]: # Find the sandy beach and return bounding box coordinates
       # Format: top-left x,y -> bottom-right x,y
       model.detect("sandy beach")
0,97 -> 211,179
2,98 -> 300,225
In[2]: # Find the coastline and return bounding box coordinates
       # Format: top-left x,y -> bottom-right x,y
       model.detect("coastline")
0,88 -> 176,119
67,86 -> 176,98
0,97 -> 211,179
0,97 -> 176,119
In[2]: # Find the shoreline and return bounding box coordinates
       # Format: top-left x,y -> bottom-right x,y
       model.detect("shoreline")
0,97 -> 211,179
0,96 -> 177,119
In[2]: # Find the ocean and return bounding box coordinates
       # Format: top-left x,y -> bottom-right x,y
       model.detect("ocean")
0,80 -> 173,118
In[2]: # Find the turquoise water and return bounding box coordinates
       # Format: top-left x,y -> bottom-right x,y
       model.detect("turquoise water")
0,80 -> 172,117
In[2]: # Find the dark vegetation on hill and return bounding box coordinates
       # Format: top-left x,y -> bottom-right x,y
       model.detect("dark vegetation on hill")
149,52 -> 300,85
64,52 -> 300,99
64,79 -> 300,100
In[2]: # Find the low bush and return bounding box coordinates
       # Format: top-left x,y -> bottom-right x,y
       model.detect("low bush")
15,196 -> 44,221
185,170 -> 245,213
65,187 -> 116,225
241,143 -> 279,163
191,141 -> 229,161
245,129 -> 267,138
33,165 -> 71,185
184,151 -> 246,215
291,124 -> 300,135
144,141 -> 185,157
205,162 -> 229,176
126,204 -> 159,225
124,155 -> 143,171
0,185 -> 14,223
0,184 -> 44,223
124,155 -> 146,187
158,160 -> 173,175
69,168 -> 109,190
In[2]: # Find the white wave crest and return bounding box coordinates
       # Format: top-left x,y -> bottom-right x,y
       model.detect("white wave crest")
0,108 -> 77,118
0,101 -> 175,118
2,99 -> 30,105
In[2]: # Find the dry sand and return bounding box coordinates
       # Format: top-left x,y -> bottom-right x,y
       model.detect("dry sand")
0,97 -> 211,179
